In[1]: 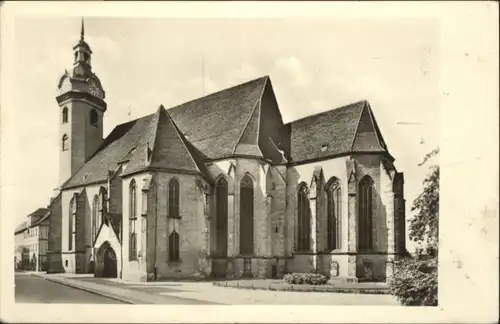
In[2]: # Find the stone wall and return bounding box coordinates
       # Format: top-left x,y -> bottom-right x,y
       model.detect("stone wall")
283,154 -> 402,282
207,158 -> 283,278
121,173 -> 150,281
47,193 -> 64,273
142,172 -> 206,280
287,157 -> 350,253
61,183 -> 103,274
59,100 -> 103,187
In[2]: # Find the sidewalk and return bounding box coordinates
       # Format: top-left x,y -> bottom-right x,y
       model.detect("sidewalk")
30,273 -> 217,304
31,273 -> 400,305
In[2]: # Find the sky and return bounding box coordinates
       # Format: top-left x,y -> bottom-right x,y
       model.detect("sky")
10,16 -> 441,244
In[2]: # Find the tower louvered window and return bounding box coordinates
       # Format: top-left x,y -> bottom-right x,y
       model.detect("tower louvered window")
62,107 -> 68,124
90,109 -> 98,127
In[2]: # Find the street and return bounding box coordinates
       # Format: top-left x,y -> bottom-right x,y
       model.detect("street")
15,272 -> 125,304
15,272 -> 398,305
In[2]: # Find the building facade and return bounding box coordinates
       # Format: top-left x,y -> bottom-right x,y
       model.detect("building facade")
14,208 -> 50,271
46,22 -> 406,282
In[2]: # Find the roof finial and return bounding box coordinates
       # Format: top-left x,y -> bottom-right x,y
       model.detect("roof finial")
80,17 -> 85,41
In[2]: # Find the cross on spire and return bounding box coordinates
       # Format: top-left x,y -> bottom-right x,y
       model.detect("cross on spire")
80,17 -> 85,41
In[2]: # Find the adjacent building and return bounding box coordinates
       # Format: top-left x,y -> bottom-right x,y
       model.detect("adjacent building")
14,208 -> 51,271
45,21 -> 406,282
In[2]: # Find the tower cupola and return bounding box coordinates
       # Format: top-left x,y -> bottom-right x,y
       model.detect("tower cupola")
72,18 -> 93,78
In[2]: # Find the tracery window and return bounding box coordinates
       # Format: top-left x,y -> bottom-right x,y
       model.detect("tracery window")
168,179 -> 180,218
215,177 -> 228,257
297,183 -> 310,252
168,230 -> 180,262
326,178 -> 342,250
239,175 -> 254,255
92,195 -> 99,242
129,180 -> 137,260
358,176 -> 374,250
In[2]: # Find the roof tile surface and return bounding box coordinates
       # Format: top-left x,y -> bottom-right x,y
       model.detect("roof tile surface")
62,77 -> 388,188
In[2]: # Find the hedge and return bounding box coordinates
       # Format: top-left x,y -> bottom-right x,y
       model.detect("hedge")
283,272 -> 328,285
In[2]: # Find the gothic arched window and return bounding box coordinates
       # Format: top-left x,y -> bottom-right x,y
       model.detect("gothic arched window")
92,195 -> 99,242
168,230 -> 180,262
168,178 -> 180,219
297,183 -> 310,252
62,107 -> 68,124
129,232 -> 137,261
129,180 -> 137,261
129,180 -> 136,219
90,109 -> 98,127
358,176 -> 374,250
69,197 -> 76,251
99,187 -> 107,225
62,134 -> 69,151
326,177 -> 342,250
215,177 -> 228,257
239,174 -> 254,255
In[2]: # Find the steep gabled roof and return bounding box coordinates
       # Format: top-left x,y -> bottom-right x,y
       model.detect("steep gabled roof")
351,101 -> 388,152
61,76 -> 391,189
168,76 -> 269,159
63,113 -> 156,188
151,106 -> 209,175
121,106 -> 211,179
232,77 -> 288,163
34,208 -> 52,225
15,207 -> 51,234
63,76 -> 271,188
28,207 -> 50,225
119,108 -> 161,176
287,100 -> 389,163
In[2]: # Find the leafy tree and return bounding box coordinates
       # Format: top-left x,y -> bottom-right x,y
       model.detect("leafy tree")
389,147 -> 439,306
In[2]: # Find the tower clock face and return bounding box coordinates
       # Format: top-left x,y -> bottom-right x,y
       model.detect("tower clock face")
88,78 -> 103,99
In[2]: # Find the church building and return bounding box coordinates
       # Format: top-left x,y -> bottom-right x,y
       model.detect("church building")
46,21 -> 406,282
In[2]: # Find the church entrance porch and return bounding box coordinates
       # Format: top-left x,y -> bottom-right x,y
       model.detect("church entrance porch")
95,241 -> 117,278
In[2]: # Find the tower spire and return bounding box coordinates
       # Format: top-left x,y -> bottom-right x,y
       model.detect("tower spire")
80,17 -> 85,41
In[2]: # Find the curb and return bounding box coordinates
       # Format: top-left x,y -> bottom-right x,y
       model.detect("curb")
31,273 -> 135,304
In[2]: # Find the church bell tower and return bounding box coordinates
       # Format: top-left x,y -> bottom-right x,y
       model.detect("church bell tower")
56,18 -> 107,186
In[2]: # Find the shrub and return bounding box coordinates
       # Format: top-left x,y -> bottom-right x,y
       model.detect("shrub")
389,254 -> 438,306
283,272 -> 328,285
388,148 -> 439,306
